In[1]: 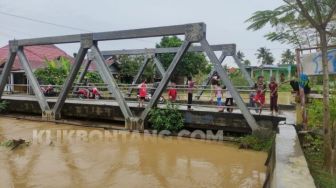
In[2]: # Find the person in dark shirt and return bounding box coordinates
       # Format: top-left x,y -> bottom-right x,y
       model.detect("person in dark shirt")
269,76 -> 278,116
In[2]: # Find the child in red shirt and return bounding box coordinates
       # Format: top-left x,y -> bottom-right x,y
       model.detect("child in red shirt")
269,76 -> 278,116
254,75 -> 266,115
138,80 -> 147,107
168,82 -> 177,102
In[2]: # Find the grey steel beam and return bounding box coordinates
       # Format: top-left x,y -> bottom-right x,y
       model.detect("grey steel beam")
53,47 -> 88,118
127,56 -> 150,96
200,39 -> 259,132
17,49 -> 50,111
16,23 -> 205,46
153,57 -> 166,76
233,55 -> 254,87
0,51 -> 16,98
91,44 -> 133,120
141,40 -> 191,121
195,53 -> 227,99
101,44 -> 236,56
72,59 -> 92,93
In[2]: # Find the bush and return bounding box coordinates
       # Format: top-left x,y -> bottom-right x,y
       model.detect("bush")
148,103 -> 184,132
86,71 -> 103,83
239,133 -> 275,151
303,135 -> 336,188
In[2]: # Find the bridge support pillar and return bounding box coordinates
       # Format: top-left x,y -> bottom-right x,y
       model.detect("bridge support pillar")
42,110 -> 55,121
125,117 -> 144,131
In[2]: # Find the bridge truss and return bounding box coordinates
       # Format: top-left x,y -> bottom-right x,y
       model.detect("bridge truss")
0,23 -> 259,132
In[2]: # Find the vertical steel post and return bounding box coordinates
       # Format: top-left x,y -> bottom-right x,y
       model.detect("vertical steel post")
17,48 -> 52,118
91,45 -> 134,123
127,56 -> 150,96
0,41 -> 17,98
140,40 -> 191,121
201,39 -> 259,132
53,46 -> 88,119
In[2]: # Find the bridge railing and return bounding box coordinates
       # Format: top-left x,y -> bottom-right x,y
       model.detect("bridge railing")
2,83 -> 294,102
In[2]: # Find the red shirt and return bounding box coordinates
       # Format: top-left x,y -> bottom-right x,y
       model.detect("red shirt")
139,83 -> 147,97
168,88 -> 177,100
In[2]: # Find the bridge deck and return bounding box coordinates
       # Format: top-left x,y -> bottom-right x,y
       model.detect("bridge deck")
2,95 -> 292,133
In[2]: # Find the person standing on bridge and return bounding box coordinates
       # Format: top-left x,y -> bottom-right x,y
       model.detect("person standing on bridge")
138,80 -> 147,108
254,75 -> 266,115
215,82 -> 224,112
168,82 -> 177,102
187,76 -> 195,110
224,85 -> 233,113
269,76 -> 279,116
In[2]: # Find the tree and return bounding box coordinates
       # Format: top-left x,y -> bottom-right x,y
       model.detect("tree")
281,49 -> 295,64
34,57 -> 71,85
237,51 -> 245,61
246,3 -> 335,48
255,47 -> 275,65
118,55 -> 154,83
286,0 -> 336,174
247,0 -> 336,174
243,59 -> 251,66
156,36 -> 208,81
237,50 -> 252,66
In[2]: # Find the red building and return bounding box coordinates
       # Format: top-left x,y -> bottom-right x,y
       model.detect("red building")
0,44 -> 73,93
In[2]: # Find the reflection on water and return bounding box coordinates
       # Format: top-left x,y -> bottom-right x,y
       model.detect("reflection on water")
0,117 -> 266,188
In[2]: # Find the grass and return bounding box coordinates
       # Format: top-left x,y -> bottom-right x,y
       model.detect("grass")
238,133 -> 275,152
302,135 -> 336,188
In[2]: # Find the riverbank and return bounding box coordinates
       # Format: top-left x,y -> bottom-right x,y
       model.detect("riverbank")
302,134 -> 336,188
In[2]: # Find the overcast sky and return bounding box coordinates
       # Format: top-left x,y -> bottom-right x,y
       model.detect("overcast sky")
0,0 -> 291,67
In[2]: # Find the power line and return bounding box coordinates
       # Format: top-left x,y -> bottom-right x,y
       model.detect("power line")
0,11 -> 91,32
0,11 -> 155,45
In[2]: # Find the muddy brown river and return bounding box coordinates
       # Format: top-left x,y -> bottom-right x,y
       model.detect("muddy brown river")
0,117 -> 267,188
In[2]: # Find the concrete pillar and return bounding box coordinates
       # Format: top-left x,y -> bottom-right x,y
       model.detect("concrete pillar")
125,117 -> 144,131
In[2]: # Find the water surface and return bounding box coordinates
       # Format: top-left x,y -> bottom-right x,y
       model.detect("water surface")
0,117 -> 266,188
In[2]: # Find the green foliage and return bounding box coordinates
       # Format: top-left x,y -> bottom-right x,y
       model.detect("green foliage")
0,100 -> 8,112
34,57 -> 71,85
307,95 -> 336,129
229,70 -> 249,86
156,36 -> 208,77
148,103 -> 184,132
281,49 -> 295,64
303,135 -> 336,188
243,59 -> 251,66
256,47 -> 274,65
239,133 -> 274,151
86,71 -> 103,83
0,139 -> 30,149
245,1 -> 336,48
118,55 -> 154,82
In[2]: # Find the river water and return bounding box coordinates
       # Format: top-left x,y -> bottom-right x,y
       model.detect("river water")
0,117 -> 267,188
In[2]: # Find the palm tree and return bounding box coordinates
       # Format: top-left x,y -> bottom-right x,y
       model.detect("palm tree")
255,47 -> 274,65
281,49 -> 295,64
237,51 -> 245,61
243,60 -> 251,66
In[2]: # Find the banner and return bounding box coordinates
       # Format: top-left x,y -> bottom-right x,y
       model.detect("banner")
301,49 -> 336,75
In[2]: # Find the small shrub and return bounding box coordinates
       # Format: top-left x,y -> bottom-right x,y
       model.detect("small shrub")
239,133 -> 275,151
148,103 -> 184,132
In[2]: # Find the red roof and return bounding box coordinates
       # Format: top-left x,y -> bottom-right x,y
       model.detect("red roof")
0,45 -> 73,71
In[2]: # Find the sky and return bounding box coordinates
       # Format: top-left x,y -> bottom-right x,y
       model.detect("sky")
0,0 -> 292,67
